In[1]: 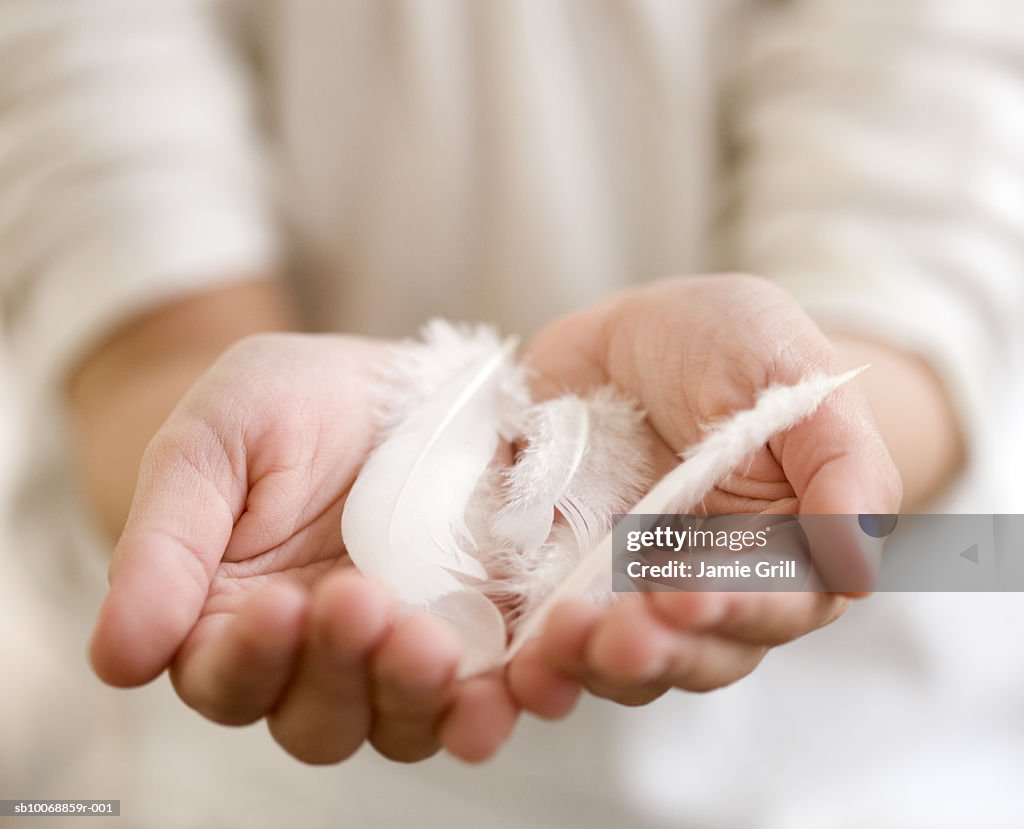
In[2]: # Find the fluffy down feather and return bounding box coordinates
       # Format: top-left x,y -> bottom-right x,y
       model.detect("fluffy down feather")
484,388 -> 653,624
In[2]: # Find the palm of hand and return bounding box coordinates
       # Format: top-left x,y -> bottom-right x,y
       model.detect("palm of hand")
507,276 -> 900,710
93,333 -> 517,764
160,332 -> 376,630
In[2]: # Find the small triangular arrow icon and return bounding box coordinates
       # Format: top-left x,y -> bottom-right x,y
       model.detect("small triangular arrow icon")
960,543 -> 979,564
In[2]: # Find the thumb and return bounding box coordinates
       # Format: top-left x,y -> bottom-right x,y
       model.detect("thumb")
89,418 -> 245,687
776,380 -> 903,593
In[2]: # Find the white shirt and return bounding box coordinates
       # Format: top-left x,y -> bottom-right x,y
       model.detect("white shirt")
1,2 -> 1023,826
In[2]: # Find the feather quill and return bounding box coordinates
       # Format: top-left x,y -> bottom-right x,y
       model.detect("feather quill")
505,366 -> 867,659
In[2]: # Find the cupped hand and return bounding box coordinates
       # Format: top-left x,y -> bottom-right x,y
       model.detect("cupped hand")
89,276 -> 903,757
89,334 -> 516,764
509,275 -> 902,715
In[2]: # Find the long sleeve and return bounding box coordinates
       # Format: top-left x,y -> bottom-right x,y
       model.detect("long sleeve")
0,0 -> 278,399
722,0 -> 1024,484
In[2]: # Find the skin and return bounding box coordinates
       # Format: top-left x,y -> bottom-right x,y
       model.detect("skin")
71,274 -> 959,765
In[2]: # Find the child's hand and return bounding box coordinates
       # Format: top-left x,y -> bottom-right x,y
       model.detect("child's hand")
88,333 -> 517,764
85,275 -> 909,758
508,275 -> 903,713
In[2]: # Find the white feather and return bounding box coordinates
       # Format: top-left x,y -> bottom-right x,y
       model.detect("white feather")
341,321 -> 524,675
492,395 -> 592,553
504,366 -> 867,660
374,319 -> 526,435
493,388 -> 651,551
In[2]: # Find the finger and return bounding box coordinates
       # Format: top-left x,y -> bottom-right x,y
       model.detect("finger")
543,599 -> 672,707
650,590 -> 850,646
440,675 -> 519,764
584,598 -> 679,686
169,581 -> 308,725
368,613 -> 461,763
660,634 -> 768,693
537,598 -> 605,675
776,381 -> 902,593
267,570 -> 393,764
537,598 -> 767,706
585,603 -> 767,701
507,639 -> 582,720
90,420 -> 244,686
576,673 -> 672,707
